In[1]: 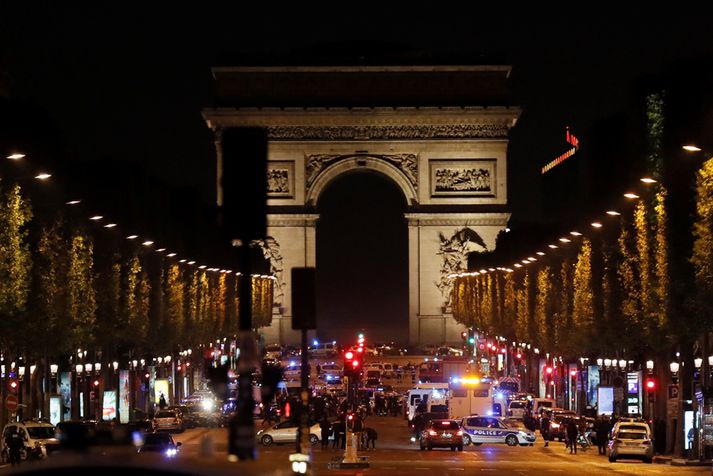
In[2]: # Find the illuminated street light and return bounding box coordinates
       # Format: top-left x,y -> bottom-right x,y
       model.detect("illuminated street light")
624,193 -> 639,199
35,173 -> 51,180
646,360 -> 654,371
126,235 -> 138,240
199,265 -> 207,269
695,357 -> 703,369
89,215 -> 103,221
104,223 -> 117,228
591,222 -> 603,228
6,153 -> 25,160
606,210 -> 620,216
527,257 -> 536,261
156,248 -> 166,252
640,177 -> 657,184
514,263 -> 522,268
179,259 -> 186,263
167,253 -> 177,257
521,260 -> 529,264
559,237 -> 571,243
570,231 -> 582,236
536,252 -> 545,256
479,269 -> 487,273
142,240 -> 154,246
670,361 -> 680,374
548,244 -> 558,249
683,145 -> 702,152
488,268 -> 495,272
188,261 -> 196,265
66,200 -> 81,205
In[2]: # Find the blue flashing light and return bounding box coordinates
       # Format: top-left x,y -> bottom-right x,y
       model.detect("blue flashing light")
313,340 -> 319,346
496,393 -> 504,400
486,410 -> 493,416
289,361 -> 296,367
326,375 -> 333,381
452,377 -> 461,384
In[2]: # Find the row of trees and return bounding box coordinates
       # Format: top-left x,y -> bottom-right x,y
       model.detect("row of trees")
0,180 -> 275,364
453,93 -> 712,361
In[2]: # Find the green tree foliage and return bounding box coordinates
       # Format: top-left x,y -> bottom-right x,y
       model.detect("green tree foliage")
0,184 -> 32,350
572,239 -> 594,352
692,158 -> 713,331
67,233 -> 97,348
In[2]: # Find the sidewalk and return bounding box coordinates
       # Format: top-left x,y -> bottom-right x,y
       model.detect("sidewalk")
653,454 -> 713,466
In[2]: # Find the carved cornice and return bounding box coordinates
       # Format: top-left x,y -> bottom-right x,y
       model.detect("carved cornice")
202,107 -> 520,140
267,124 -> 509,140
306,154 -> 417,189
267,214 -> 319,227
405,212 -> 510,227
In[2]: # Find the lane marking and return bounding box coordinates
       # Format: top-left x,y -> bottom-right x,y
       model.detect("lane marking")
447,468 -> 465,471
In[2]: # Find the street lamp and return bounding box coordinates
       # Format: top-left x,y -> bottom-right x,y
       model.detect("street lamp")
50,364 -> 58,375
619,359 -> 627,369
604,359 -> 612,368
597,358 -> 603,367
75,364 -> 84,374
646,360 -> 654,371
112,361 -> 119,372
95,362 -> 101,373
695,357 -> 703,369
670,361 -> 680,374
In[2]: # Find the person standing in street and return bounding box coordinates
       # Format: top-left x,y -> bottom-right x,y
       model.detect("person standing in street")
540,412 -> 551,447
319,416 -> 331,450
6,429 -> 23,466
566,419 -> 579,454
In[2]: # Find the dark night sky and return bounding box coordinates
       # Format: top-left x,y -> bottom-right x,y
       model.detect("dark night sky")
2,5 -> 712,342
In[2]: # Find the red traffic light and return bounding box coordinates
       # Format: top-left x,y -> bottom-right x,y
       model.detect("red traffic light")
516,353 -> 522,359
347,414 -> 354,421
356,347 -> 363,353
545,366 -> 553,375
645,378 -> 656,391
93,380 -> 100,387
461,331 -> 468,339
144,372 -> 150,379
570,370 -> 577,377
345,351 -> 354,360
9,380 -> 17,390
352,360 -> 360,368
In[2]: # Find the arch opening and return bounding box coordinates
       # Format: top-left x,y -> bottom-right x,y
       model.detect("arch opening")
316,171 -> 408,344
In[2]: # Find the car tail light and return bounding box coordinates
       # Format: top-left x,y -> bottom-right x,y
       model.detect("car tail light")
428,430 -> 438,436
456,430 -> 463,436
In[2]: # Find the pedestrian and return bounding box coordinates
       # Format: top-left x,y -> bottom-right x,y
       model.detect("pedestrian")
316,363 -> 321,376
353,414 -> 365,450
6,429 -> 23,466
320,416 -> 331,450
540,412 -> 551,447
597,417 -> 610,455
333,418 -> 345,449
158,393 -> 167,410
364,427 -> 378,449
566,419 -> 579,454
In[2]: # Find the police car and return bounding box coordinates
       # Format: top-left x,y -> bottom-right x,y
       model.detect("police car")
460,415 -> 536,447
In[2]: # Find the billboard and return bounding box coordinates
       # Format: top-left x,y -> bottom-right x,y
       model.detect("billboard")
587,365 -> 600,407
155,379 -> 170,406
103,391 -> 117,421
119,370 -> 130,424
598,386 -> 614,415
49,396 -> 61,426
59,372 -> 72,421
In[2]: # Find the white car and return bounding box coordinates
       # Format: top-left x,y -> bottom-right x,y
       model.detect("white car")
608,429 -> 653,463
264,344 -> 283,361
1,421 -> 59,462
256,420 -> 321,446
506,400 -> 528,419
460,416 -> 536,447
319,363 -> 343,380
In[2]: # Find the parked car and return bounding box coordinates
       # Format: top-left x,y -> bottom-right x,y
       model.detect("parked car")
608,429 -> 653,463
506,400 -> 528,418
1,421 -> 59,462
152,410 -> 184,432
256,420 -> 321,446
419,419 -> 464,451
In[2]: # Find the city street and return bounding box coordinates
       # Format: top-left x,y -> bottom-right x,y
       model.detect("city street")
165,417 -> 710,475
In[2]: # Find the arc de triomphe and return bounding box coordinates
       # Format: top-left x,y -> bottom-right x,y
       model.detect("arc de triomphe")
203,66 -> 520,345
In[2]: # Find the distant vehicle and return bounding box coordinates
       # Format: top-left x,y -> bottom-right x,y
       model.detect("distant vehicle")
422,344 -> 439,355
608,429 -> 653,463
532,398 -> 555,417
309,342 -> 337,358
419,419 -> 463,451
406,383 -> 450,423
449,379 -> 493,419
264,344 -> 283,360
153,410 -> 184,432
138,432 -> 182,457
506,400 -> 528,419
460,415 -> 536,447
257,420 -> 321,446
436,346 -> 464,357
320,363 -> 343,379
610,419 -> 652,439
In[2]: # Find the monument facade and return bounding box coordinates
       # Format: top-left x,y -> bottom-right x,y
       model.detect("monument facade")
204,66 -> 520,345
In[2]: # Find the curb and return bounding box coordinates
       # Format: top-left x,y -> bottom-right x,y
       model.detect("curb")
670,458 -> 713,467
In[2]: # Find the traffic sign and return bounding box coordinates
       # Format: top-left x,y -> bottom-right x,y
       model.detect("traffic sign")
669,385 -> 680,400
5,395 -> 18,412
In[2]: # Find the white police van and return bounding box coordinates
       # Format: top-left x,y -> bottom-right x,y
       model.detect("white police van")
460,415 -> 536,447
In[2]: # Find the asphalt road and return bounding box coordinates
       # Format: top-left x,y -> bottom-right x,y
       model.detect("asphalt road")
169,416 -> 712,476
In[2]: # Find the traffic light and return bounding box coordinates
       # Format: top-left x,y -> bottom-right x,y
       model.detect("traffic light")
343,351 -> 362,378
461,331 -> 467,340
8,379 -> 17,393
645,377 -> 657,392
93,379 -> 100,387
545,366 -> 554,375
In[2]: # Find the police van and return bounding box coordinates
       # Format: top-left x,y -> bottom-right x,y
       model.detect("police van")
460,415 -> 536,447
